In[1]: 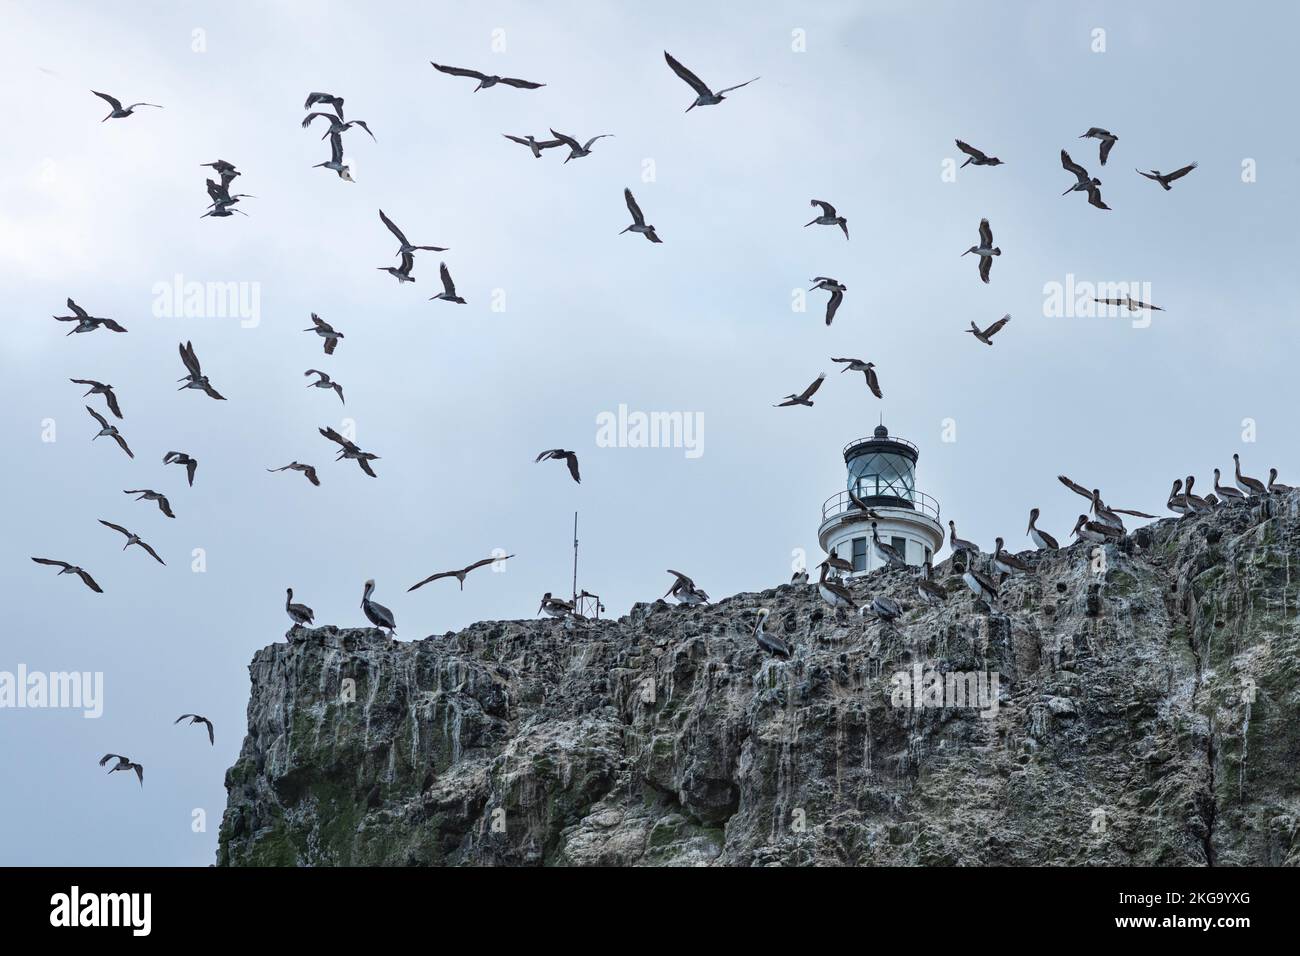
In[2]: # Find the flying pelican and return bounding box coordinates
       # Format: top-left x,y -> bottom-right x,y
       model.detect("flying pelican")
314,130 -> 354,181
92,91 -> 162,122
663,569 -> 709,605
285,588 -> 315,626
70,379 -> 122,418
1269,469 -> 1294,494
361,579 -> 397,634
267,462 -> 320,486
379,209 -> 448,257
429,263 -> 466,304
808,277 -> 845,325
174,714 -> 214,745
962,219 -> 1001,283
966,314 -> 1010,345
1060,150 -> 1110,209
1213,468 -> 1246,503
804,200 -> 849,239
663,51 -> 758,111
319,426 -> 379,477
377,251 -> 416,284
54,299 -> 127,335
774,373 -> 826,407
503,133 -> 563,157
303,112 -> 375,140
1026,508 -> 1059,550
123,489 -> 175,518
98,520 -> 165,565
177,341 -> 226,399
847,487 -> 883,519
304,369 -> 345,403
30,558 -> 102,593
86,406 -> 132,458
303,92 -> 345,119
163,451 -> 198,486
620,188 -> 662,242
99,754 -> 143,786
550,128 -> 613,163
204,177 -> 254,212
303,313 -> 344,354
830,358 -> 881,397
430,62 -> 544,91
1232,454 -> 1267,497
1136,163 -> 1197,190
1079,128 -> 1118,165
871,522 -> 907,568
954,139 -> 1004,167
752,608 -> 791,659
1056,475 -> 1155,530
201,159 -> 240,183
535,448 -> 581,484
538,592 -> 574,619
1093,295 -> 1163,313
408,554 -> 516,592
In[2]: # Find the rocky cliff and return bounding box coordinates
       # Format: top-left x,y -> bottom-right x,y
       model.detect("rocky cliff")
217,495 -> 1300,866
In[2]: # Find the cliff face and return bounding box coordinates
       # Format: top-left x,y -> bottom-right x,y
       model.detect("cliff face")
217,496 -> 1300,866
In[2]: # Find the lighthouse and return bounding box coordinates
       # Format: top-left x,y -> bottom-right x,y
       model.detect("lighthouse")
817,425 -> 944,576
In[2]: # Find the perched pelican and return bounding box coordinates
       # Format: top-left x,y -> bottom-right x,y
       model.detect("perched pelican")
305,369 -> 345,403
319,427 -> 379,477
550,128 -> 613,163
1233,454 -> 1267,497
620,188 -> 662,242
54,298 -> 127,335
866,595 -> 904,622
774,373 -> 826,407
1204,494 -> 1221,508
267,462 -> 320,487
966,314 -> 1010,346
177,341 -> 226,399
1093,295 -> 1163,313
948,520 -> 980,558
817,562 -> 858,613
752,608 -> 791,659
1166,479 -> 1189,516
1136,163 -> 1196,191
1269,469 -> 1294,494
361,579 -> 396,634
123,489 -> 175,518
98,520 -> 165,565
303,112 -> 375,141
1213,468 -> 1246,503
962,563 -> 1000,609
804,200 -> 848,239
829,358 -> 882,398
1026,508 -> 1060,550
915,562 -> 947,606
174,714 -> 214,745
1060,149 -> 1110,209
962,219 -> 1001,283
808,277 -> 845,326
663,569 -> 709,605
71,379 -> 122,418
538,592 -> 574,619
99,754 -> 143,786
954,139 -> 1004,167
285,588 -> 315,626
871,522 -> 907,569
92,90 -> 161,122
503,133 -> 563,157
847,487 -> 883,519
992,537 -> 1031,576
304,92 -> 346,118
314,131 -> 354,181
408,554 -> 515,592
1182,476 -> 1212,514
377,251 -> 415,283
1079,128 -> 1118,166
429,263 -> 466,304
30,558 -> 102,593
790,568 -> 809,585
303,313 -> 344,354
1071,514 -> 1123,544
379,209 -> 448,257
430,62 -> 544,91
86,406 -> 132,458
535,449 -> 581,484
663,51 -> 758,111
163,451 -> 198,486
822,549 -> 853,575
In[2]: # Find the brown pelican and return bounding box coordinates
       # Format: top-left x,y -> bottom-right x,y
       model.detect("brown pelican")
847,487 -> 883,519
663,51 -> 758,111
304,92 -> 345,119
866,595 -> 904,622
54,298 -> 127,335
267,462 -> 320,486
201,201 -> 246,220
993,537 -> 1031,576
790,569 -> 809,585
429,263 -> 466,304
124,489 -> 175,518
163,451 -> 198,486
1232,454 -> 1267,497
954,139 -> 1004,167
201,159 -> 240,183
961,219 -> 1000,283
822,549 -> 853,575
430,62 -> 544,91
503,133 -> 563,157
1137,163 -> 1196,190
1060,150 -> 1110,209
947,520 -> 980,558
550,128 -> 613,163
361,579 -> 396,634
1269,469 -> 1294,494
174,714 -> 214,745
30,558 -> 102,593
962,562 -> 1000,609
177,341 -> 226,399
1182,476 -> 1212,515
314,130 -> 354,181
98,520 -> 165,565
203,177 -> 254,214
1026,508 -> 1060,550
305,369 -> 345,403
319,427 -> 379,477
92,90 -> 161,122
285,588 -> 315,625
804,200 -> 848,239
535,448 -> 580,483
303,313 -> 344,354
663,569 -> 709,605
831,358 -> 882,397
99,754 -> 143,786
86,406 -> 133,458
1071,514 -> 1123,544
817,562 -> 858,613
752,608 -> 791,659
1166,479 -> 1189,516
620,188 -> 662,242
966,314 -> 1010,345
379,209 -> 448,257
303,112 -> 375,141
1213,468 -> 1246,503
1093,295 -> 1163,313
871,522 -> 907,568
409,554 -> 516,592
538,592 -> 574,619
71,379 -> 122,418
915,562 -> 947,606
774,372 -> 825,407
808,277 -> 845,325
1057,475 -> 1155,530
1079,128 -> 1118,165
377,251 -> 415,283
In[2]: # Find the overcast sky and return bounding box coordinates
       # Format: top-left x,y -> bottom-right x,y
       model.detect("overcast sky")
2,0 -> 1296,865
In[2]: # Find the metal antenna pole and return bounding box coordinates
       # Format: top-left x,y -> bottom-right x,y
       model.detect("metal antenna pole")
572,511 -> 579,605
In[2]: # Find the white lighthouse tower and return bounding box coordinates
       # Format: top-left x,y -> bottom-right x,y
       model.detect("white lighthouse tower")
817,425 -> 944,576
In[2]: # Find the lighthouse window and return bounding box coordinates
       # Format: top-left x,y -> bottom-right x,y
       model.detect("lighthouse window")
892,537 -> 908,562
925,546 -> 932,565
851,537 -> 867,571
